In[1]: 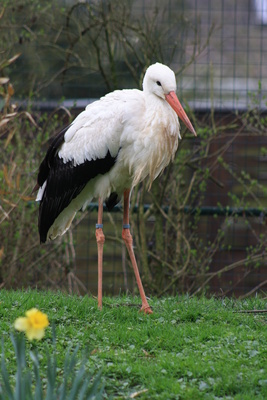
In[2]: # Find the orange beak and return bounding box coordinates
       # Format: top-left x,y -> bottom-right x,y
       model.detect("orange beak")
165,91 -> 197,137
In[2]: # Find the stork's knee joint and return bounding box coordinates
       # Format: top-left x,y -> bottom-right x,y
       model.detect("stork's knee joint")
122,228 -> 133,246
96,228 -> 105,244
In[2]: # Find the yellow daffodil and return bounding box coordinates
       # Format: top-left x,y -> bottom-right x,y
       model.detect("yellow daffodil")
14,308 -> 49,340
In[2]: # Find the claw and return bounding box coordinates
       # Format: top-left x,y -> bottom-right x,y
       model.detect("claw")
140,305 -> 153,314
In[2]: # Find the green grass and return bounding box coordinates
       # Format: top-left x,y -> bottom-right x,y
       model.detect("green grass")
0,290 -> 267,399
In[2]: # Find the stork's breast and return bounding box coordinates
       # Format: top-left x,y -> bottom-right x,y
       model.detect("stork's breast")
121,125 -> 179,188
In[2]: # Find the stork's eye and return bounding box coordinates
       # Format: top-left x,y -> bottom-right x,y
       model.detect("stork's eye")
156,81 -> 162,86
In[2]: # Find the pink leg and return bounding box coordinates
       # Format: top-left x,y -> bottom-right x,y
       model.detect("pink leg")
122,189 -> 153,314
95,198 -> 104,310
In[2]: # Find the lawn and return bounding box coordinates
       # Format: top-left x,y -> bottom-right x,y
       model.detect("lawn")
0,290 -> 266,399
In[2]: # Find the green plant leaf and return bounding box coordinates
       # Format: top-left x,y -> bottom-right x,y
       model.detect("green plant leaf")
1,338 -> 14,400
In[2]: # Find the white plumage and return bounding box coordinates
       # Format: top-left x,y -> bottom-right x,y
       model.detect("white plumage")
35,62 -> 196,313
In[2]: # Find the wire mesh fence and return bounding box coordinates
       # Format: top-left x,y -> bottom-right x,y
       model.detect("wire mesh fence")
177,0 -> 267,110
5,0 -> 267,110
40,0 -> 266,109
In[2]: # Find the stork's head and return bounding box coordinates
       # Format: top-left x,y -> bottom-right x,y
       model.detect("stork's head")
143,63 -> 197,136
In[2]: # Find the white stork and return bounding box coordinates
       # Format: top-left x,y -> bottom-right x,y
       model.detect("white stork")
35,62 -> 196,314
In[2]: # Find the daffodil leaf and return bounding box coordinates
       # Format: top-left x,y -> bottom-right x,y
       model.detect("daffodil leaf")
68,366 -> 86,400
45,350 -> 57,400
1,339 -> 14,400
30,351 -> 43,400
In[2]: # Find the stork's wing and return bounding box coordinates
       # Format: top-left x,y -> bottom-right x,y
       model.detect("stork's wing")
38,146 -> 117,243
35,125 -> 68,190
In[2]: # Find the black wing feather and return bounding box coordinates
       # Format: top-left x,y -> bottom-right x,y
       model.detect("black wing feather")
37,127 -> 117,243
37,126 -> 68,188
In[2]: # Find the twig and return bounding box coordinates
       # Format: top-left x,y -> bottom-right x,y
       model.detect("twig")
146,250 -> 175,272
192,254 -> 265,296
235,309 -> 267,314
239,279 -> 267,300
158,232 -> 191,296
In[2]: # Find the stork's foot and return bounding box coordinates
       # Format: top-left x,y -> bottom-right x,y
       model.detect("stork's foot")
139,304 -> 153,314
